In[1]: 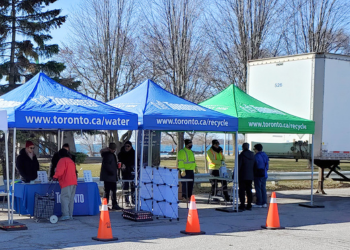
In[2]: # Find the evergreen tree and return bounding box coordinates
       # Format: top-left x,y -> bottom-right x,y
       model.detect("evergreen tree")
0,0 -> 66,91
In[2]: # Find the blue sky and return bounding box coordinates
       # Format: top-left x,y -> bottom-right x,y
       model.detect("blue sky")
0,1 -> 77,85
48,0 -> 78,46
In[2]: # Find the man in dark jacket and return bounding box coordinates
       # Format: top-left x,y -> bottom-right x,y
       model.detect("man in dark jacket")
100,142 -> 121,210
16,141 -> 40,183
238,142 -> 256,211
118,141 -> 135,205
50,143 -> 76,179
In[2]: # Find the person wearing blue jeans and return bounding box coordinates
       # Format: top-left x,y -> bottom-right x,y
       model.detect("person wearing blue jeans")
253,144 -> 269,208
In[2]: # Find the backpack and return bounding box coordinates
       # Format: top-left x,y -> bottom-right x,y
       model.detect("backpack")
254,153 -> 267,177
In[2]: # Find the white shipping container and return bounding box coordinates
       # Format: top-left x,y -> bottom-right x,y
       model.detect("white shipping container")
246,53 -> 350,160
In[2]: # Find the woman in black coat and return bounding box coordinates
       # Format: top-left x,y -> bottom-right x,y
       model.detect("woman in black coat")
100,143 -> 121,210
16,141 -> 40,183
117,141 -> 135,205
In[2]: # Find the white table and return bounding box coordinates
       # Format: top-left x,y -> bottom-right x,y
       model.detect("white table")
178,178 -> 193,208
208,177 -> 233,205
117,179 -> 135,208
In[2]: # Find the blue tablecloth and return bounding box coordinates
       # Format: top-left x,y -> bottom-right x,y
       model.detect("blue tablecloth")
13,182 -> 101,216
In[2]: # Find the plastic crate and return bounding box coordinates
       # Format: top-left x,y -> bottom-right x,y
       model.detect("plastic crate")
122,209 -> 153,222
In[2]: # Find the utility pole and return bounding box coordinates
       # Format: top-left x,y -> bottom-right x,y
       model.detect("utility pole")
227,133 -> 230,156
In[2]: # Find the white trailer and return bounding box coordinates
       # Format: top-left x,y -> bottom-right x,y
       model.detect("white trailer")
246,53 -> 350,191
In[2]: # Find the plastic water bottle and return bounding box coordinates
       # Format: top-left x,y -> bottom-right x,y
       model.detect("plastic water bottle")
220,161 -> 226,178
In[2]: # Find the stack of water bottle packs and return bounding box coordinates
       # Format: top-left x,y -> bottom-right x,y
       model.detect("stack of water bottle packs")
139,166 -> 179,220
140,166 -> 153,212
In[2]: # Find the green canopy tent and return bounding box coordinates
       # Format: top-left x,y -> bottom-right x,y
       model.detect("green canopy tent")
200,85 -> 319,210
200,84 -> 314,134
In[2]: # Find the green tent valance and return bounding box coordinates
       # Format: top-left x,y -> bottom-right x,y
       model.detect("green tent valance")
200,85 -> 315,134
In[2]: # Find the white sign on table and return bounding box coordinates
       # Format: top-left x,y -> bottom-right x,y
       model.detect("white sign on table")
83,170 -> 93,182
37,171 -> 48,183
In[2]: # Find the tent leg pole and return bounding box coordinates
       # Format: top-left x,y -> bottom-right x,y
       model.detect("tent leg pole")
139,130 -> 145,212
61,131 -> 64,148
134,130 -> 138,212
215,131 -> 241,213
311,136 -> 314,206
235,131 -> 239,212
11,128 -> 16,224
223,132 -> 226,155
148,130 -> 152,167
0,128 -> 27,231
0,128 -> 28,231
299,134 -> 324,208
5,130 -> 10,224
57,130 -> 61,151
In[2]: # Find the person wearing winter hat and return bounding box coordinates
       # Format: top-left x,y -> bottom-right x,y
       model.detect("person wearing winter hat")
16,141 -> 40,183
118,141 -> 136,205
99,142 -> 121,210
178,139 -> 196,202
207,139 -> 230,202
238,143 -> 256,211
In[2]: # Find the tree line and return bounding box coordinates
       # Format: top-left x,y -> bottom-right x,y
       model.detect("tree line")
59,0 -> 350,150
60,0 -> 350,99
2,0 -> 349,100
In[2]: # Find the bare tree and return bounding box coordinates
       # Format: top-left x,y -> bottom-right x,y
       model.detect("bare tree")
161,132 -> 176,152
78,134 -> 102,156
141,0 -> 214,152
285,0 -> 350,54
59,0 -> 145,151
192,132 -> 217,172
206,0 -> 283,91
193,133 -> 215,152
141,0 -> 212,103
59,0 -> 144,102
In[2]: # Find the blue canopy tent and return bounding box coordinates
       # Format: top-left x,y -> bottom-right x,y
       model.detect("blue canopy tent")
107,79 -> 238,131
107,79 -> 239,211
0,73 -> 139,226
0,73 -> 138,130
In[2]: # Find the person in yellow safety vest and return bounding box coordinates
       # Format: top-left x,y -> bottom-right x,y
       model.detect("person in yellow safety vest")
206,139 -> 230,201
178,139 -> 196,202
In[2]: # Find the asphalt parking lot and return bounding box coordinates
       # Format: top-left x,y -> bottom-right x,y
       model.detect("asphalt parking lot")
1,188 -> 350,250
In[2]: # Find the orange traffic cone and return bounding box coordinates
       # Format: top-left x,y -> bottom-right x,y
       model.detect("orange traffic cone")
180,195 -> 205,235
92,198 -> 118,241
261,192 -> 285,229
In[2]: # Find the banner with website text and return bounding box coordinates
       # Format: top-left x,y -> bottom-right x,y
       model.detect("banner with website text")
240,118 -> 314,134
15,111 -> 138,130
143,115 -> 237,132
